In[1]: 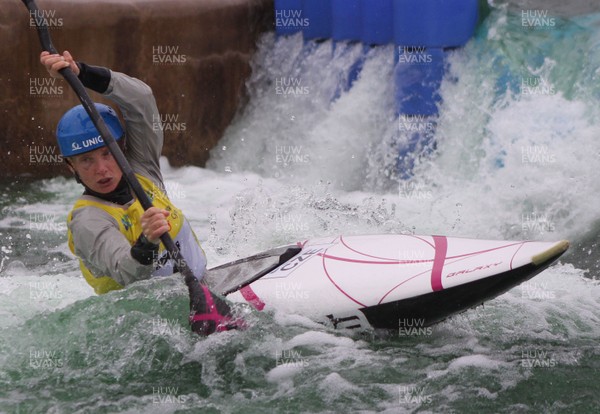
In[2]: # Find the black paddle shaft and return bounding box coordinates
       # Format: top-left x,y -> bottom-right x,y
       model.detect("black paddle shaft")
23,0 -> 202,290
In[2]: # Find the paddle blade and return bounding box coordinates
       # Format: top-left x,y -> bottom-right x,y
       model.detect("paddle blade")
188,283 -> 245,335
205,245 -> 301,295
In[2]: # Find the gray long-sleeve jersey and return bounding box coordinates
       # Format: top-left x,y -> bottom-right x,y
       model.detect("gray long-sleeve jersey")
68,71 -> 206,287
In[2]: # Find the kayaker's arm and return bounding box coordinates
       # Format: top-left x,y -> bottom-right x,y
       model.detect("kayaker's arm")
103,70 -> 165,189
69,207 -> 158,286
75,62 -> 110,93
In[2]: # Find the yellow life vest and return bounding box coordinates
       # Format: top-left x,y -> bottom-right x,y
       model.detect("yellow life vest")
67,174 -> 189,294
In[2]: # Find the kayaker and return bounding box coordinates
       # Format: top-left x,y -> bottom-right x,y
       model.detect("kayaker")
40,51 -> 236,335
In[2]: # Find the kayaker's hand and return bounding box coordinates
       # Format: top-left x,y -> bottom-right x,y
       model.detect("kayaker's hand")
140,207 -> 171,244
40,50 -> 80,78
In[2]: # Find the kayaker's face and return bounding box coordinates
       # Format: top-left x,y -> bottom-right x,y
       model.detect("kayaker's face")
68,146 -> 123,194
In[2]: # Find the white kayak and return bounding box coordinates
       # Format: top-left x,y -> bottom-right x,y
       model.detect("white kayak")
205,235 -> 569,331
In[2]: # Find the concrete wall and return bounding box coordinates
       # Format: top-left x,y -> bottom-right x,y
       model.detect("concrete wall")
1,0 -> 273,177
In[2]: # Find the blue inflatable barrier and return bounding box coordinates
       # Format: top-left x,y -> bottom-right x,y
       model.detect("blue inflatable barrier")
394,47 -> 446,116
394,47 -> 446,179
330,50 -> 367,103
332,0 -> 361,42
331,0 -> 363,99
274,0 -> 304,36
273,0 -> 480,179
360,0 -> 393,45
394,46 -> 445,180
393,0 -> 479,47
392,0 -> 478,116
302,0 -> 332,40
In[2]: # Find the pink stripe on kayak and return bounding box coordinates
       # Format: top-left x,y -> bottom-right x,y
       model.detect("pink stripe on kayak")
322,248 -> 367,308
431,236 -> 448,292
319,253 -> 432,265
340,235 -> 403,262
239,285 -> 265,311
509,241 -> 527,270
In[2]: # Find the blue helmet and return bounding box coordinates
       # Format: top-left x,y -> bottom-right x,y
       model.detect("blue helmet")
56,103 -> 124,157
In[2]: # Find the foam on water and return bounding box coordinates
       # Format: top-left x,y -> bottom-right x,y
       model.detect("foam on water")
207,33 -> 396,191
